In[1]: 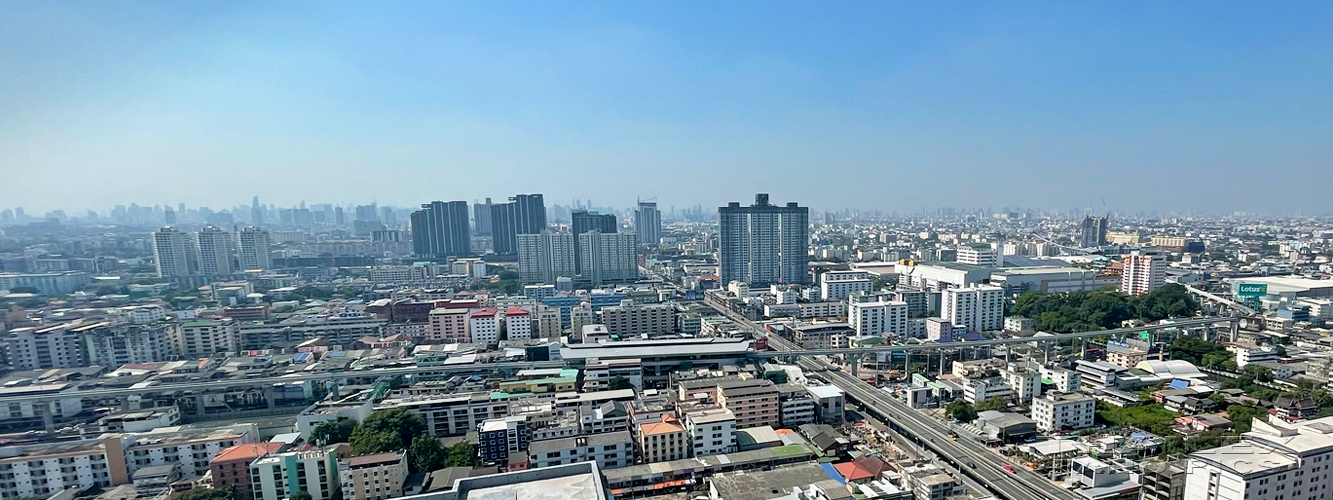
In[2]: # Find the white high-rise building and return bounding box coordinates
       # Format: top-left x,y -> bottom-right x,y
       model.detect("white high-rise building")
1120,251 -> 1165,296
196,225 -> 233,276
152,227 -> 198,277
957,246 -> 1002,267
516,232 -> 576,284
171,318 -> 241,357
848,294 -> 909,339
238,226 -> 273,270
578,231 -> 638,286
635,201 -> 661,247
1185,415 -> 1333,500
940,285 -> 1005,332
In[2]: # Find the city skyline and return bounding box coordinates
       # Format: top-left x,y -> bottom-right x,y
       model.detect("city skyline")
3,2 -> 1332,214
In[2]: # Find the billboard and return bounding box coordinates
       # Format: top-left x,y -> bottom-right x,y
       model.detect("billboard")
1237,283 -> 1268,297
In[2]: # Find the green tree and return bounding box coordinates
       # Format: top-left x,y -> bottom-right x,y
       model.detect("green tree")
350,429 -> 401,455
946,400 -> 977,423
291,491 -> 313,500
443,441 -> 478,467
1226,405 -> 1266,433
607,375 -> 635,391
974,397 -> 1008,412
311,418 -> 358,446
180,488 -> 240,500
7,286 -> 39,294
409,436 -> 447,473
356,408 -> 428,450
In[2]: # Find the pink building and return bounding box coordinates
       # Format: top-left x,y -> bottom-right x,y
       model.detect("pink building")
428,307 -> 470,343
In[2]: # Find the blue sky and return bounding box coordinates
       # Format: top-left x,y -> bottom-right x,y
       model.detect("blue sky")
2,1 -> 1331,214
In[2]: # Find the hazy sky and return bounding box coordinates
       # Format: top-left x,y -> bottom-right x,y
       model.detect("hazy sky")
2,1 -> 1331,215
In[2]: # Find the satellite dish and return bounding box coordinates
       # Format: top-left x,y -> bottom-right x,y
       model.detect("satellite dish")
1239,318 -> 1249,329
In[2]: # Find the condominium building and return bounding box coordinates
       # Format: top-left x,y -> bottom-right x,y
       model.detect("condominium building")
338,452 -> 406,500
1120,251 -> 1165,296
468,308 -> 500,344
516,232 -> 577,285
957,246 -> 1002,267
211,443 -> 286,500
0,438 -> 122,499
528,431 -> 632,470
1001,363 -> 1041,404
777,384 -> 817,427
716,379 -> 780,429
685,409 -> 738,457
172,318 -> 241,357
121,425 -> 256,479
1185,414 -> 1333,500
1031,393 -> 1095,432
1,324 -> 84,370
598,300 -> 672,337
238,226 -> 273,270
848,294 -> 909,339
638,418 -> 690,463
489,194 -> 546,257
940,285 -> 1005,332
578,231 -> 638,286
820,270 -> 873,301
80,322 -> 173,367
718,194 -> 809,286
382,392 -> 511,437
152,227 -> 198,278
251,449 -> 340,500
478,416 -> 528,464
635,201 -> 661,248
427,308 -> 469,343
196,225 -> 233,276
410,201 -> 471,259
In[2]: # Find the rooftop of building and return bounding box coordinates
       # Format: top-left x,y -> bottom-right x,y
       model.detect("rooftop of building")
639,420 -> 685,436
528,430 -> 632,453
707,464 -> 837,500
212,442 -> 285,464
346,451 -> 405,467
560,337 -> 751,359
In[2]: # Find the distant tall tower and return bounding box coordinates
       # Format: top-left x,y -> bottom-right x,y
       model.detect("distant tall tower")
571,210 -> 618,274
152,227 -> 198,278
718,194 -> 810,286
635,201 -> 661,247
474,197 -> 493,236
196,226 -> 233,276
238,226 -> 273,270
410,201 -> 471,259
1080,215 -> 1109,248
251,196 -> 263,225
380,206 -> 397,227
163,208 -> 177,225
334,206 -> 345,226
355,204 -> 379,222
490,194 -> 546,256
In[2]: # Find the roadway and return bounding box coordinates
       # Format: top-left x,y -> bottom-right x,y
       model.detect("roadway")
1183,283 -> 1256,317
713,303 -> 1081,500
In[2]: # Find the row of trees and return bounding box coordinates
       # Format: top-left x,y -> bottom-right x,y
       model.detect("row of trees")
1010,284 -> 1201,333
945,396 -> 1008,423
310,408 -> 478,473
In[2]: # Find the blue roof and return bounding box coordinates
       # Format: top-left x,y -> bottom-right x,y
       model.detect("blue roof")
820,462 -> 846,484
962,332 -> 986,341
292,352 -> 311,362
1169,379 -> 1190,389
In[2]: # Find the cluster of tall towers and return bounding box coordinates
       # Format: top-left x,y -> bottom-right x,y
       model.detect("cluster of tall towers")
152,226 -> 272,278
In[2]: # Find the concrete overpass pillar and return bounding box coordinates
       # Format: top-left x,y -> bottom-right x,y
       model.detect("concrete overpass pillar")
850,354 -> 860,377
40,402 -> 55,432
1231,320 -> 1239,342
1080,338 -> 1088,358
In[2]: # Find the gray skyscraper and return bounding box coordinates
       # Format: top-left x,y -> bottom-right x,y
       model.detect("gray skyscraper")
1080,215 -> 1109,248
490,194 -> 546,256
238,226 -> 273,270
196,225 -> 233,276
571,209 -> 617,274
635,201 -> 661,247
718,194 -> 809,286
578,231 -> 638,286
410,201 -> 471,259
474,197 -> 493,236
152,227 -> 198,278
516,232 -> 576,284
251,196 -> 263,225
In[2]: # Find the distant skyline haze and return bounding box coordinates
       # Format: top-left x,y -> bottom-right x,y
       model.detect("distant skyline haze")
2,1 -> 1331,214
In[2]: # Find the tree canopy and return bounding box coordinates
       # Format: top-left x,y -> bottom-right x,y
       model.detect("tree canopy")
946,400 -> 977,423
409,436 -> 447,473
1011,284 -> 1200,333
350,408 -> 427,454
310,418 -> 357,446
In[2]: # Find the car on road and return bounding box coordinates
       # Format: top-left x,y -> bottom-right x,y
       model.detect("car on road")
967,461 -> 976,469
1002,464 -> 1017,473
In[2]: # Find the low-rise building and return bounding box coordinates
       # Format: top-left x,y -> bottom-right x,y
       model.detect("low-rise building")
1031,392 -> 1095,433
776,384 -> 817,428
210,443 -> 286,500
638,419 -> 690,464
251,449 -> 340,500
528,431 -> 633,470
338,451 -> 406,500
717,379 -> 780,429
686,409 -> 737,457
478,416 -> 528,465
